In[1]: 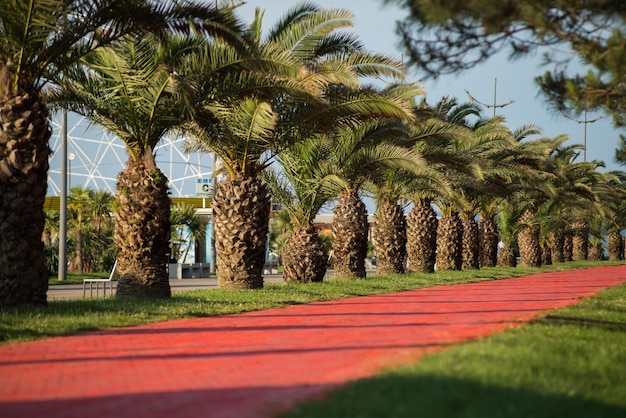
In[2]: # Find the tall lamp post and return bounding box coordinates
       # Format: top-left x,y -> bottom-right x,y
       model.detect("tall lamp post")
68,153 -> 75,189
58,109 -> 68,281
465,78 -> 515,117
560,109 -> 602,162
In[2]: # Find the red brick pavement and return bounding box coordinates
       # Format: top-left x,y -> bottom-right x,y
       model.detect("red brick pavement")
1,265 -> 625,418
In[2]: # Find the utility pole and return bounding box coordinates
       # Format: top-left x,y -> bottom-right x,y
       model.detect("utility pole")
465,78 -> 515,118
560,109 -> 602,162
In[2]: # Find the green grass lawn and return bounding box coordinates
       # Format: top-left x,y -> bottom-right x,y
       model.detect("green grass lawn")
281,278 -> 626,418
48,271 -> 109,285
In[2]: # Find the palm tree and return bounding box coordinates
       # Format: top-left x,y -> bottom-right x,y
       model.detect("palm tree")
185,3 -> 412,288
327,112 -> 421,279
418,97 -> 484,271
514,136 -> 566,267
433,200 -> 463,271
496,200 -> 523,267
478,201 -> 499,268
571,220 -> 590,261
67,186 -> 95,274
608,230 -> 623,261
397,99 -> 472,274
406,196 -> 438,273
0,0 -> 239,307
404,112 -> 473,273
477,123 -> 543,267
539,145 -> 607,263
368,169 -> 411,275
596,171 -> 626,261
51,31 -> 244,298
587,215 -> 606,261
170,203 -> 208,263
268,208 -> 293,265
262,137 -> 335,283
495,128 -> 558,269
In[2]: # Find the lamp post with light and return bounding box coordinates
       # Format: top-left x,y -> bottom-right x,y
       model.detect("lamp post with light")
58,109 -> 68,281
68,153 -> 75,189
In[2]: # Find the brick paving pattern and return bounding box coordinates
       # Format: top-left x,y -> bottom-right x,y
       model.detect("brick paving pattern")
1,265 -> 625,418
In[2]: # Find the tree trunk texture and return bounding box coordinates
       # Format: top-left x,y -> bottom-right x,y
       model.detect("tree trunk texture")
332,189 -> 368,279
0,89 -> 50,308
115,154 -> 171,299
213,176 -> 271,290
76,228 -> 84,274
518,211 -> 542,267
406,201 -> 437,273
608,231 -> 623,261
541,243 -> 552,266
571,220 -> 589,261
478,216 -> 498,268
563,232 -> 573,262
461,215 -> 480,270
497,247 -> 517,267
283,226 -> 327,283
373,201 -> 407,275
436,211 -> 462,271
588,243 -> 604,261
547,232 -> 565,263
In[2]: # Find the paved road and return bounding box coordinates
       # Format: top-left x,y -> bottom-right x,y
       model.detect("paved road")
3,265 -> 626,418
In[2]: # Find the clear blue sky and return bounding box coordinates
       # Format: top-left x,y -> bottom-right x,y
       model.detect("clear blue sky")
235,0 -> 624,172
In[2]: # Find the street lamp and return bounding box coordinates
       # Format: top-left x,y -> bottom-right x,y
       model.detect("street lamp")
560,109 -> 602,162
465,78 -> 515,118
68,153 -> 75,189
58,109 -> 68,281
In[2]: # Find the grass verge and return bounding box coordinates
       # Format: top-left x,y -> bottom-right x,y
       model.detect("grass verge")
281,276 -> 626,418
0,261 -> 621,346
48,271 -> 108,286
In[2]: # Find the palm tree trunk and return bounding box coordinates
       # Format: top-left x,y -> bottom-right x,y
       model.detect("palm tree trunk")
76,228 -> 84,274
283,226 -> 327,283
478,216 -> 498,268
608,231 -> 623,261
563,232 -> 574,261
541,243 -> 552,265
461,214 -> 480,270
213,176 -> 271,289
547,231 -> 565,263
0,89 -> 50,308
373,201 -> 407,275
406,200 -> 437,273
497,247 -> 517,267
571,220 -> 589,261
115,154 -> 171,299
436,211 -> 462,271
332,189 -> 368,279
518,211 -> 542,267
589,243 -> 604,261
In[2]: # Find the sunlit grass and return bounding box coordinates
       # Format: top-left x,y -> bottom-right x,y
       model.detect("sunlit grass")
48,271 -> 108,285
282,279 -> 626,418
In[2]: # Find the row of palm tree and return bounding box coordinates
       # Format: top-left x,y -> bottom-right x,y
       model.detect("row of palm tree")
43,187 -> 116,275
0,0 -> 256,307
43,191 -> 206,275
263,90 -> 623,278
2,1 -> 625,308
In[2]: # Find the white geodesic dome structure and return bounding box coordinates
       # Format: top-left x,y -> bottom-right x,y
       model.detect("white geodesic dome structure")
47,112 -> 215,197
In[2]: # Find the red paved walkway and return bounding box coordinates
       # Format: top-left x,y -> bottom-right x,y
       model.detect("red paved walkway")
1,265 -> 626,418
